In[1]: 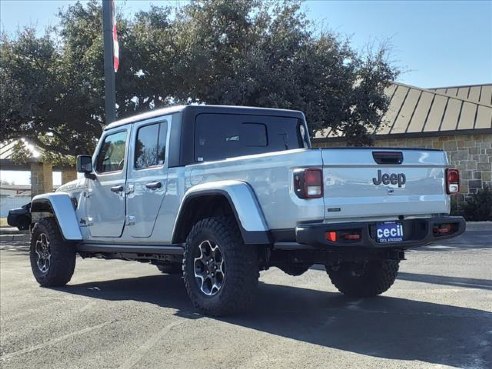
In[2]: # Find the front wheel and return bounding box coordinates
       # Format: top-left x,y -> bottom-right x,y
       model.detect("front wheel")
183,216 -> 259,316
30,218 -> 76,287
326,260 -> 399,298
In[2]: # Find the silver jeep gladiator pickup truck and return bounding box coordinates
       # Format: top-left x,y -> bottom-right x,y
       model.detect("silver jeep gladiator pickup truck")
30,105 -> 465,315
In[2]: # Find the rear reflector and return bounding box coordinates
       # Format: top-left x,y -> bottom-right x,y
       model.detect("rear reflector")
433,224 -> 453,235
445,168 -> 460,194
343,233 -> 361,241
325,231 -> 361,242
325,231 -> 337,242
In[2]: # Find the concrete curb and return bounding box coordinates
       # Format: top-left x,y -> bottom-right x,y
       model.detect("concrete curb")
0,227 -> 30,242
0,227 -> 27,234
0,233 -> 30,242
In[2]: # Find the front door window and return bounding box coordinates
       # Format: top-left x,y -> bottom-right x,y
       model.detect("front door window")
96,131 -> 128,173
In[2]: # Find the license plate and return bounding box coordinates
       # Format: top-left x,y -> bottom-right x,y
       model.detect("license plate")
376,222 -> 404,243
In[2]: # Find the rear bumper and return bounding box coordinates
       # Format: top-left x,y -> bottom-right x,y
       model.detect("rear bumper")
295,216 -> 466,249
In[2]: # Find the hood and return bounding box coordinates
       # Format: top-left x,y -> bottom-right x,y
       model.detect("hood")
55,177 -> 86,193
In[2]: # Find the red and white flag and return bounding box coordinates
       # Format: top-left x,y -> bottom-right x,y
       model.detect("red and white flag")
112,0 -> 119,72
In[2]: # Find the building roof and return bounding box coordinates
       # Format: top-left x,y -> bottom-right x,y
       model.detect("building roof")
427,84 -> 492,106
379,82 -> 492,135
0,139 -> 67,171
0,139 -> 41,160
318,82 -> 492,138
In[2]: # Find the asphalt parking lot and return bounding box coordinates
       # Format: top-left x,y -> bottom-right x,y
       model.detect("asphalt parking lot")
1,225 -> 491,369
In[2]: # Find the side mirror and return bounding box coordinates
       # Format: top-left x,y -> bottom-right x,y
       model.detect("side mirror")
76,155 -> 93,174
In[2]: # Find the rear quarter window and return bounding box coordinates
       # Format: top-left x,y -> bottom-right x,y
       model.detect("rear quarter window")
195,113 -> 303,162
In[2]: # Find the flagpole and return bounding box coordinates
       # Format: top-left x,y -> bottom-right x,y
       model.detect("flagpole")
102,0 -> 116,123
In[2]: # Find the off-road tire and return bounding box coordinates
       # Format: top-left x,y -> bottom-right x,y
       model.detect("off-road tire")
30,218 -> 76,287
326,260 -> 399,297
278,263 -> 312,276
156,264 -> 182,275
183,216 -> 259,316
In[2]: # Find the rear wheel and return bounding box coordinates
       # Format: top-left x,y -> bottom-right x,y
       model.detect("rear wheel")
183,216 -> 259,316
30,218 -> 76,287
326,260 -> 399,297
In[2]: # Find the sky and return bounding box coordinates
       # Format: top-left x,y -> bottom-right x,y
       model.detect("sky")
1,0 -> 491,88
1,0 -> 491,184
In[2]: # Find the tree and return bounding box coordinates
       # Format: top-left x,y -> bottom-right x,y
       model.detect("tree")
1,0 -> 398,157
1,2 -> 105,156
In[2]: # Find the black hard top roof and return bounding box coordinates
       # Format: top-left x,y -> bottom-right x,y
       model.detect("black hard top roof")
104,105 -> 305,131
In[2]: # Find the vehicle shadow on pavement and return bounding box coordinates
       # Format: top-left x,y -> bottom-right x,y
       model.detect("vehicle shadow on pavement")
60,274 -> 491,368
310,265 -> 492,292
236,282 -> 491,368
397,271 -> 492,291
58,275 -> 193,313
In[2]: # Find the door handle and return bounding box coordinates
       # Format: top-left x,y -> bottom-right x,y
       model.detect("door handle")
145,181 -> 162,190
110,185 -> 124,193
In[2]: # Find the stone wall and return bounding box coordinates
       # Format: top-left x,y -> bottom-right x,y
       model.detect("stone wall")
313,133 -> 492,204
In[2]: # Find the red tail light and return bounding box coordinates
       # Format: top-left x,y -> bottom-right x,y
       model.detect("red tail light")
445,169 -> 460,194
294,168 -> 323,199
325,231 -> 337,242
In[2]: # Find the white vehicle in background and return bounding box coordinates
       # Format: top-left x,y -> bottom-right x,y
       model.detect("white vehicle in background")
29,105 -> 465,316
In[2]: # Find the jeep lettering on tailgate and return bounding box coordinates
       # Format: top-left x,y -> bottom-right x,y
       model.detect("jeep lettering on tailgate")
372,169 -> 406,187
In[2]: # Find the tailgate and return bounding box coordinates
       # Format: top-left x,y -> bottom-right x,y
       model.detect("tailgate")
321,148 -> 450,221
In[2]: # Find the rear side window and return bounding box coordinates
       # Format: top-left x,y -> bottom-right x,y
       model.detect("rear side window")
96,130 -> 128,173
135,121 -> 168,169
195,114 -> 302,162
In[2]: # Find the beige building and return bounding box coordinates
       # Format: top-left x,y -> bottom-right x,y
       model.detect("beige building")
314,82 -> 492,206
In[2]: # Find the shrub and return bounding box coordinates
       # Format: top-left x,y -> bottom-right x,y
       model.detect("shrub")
450,195 -> 463,216
463,186 -> 492,221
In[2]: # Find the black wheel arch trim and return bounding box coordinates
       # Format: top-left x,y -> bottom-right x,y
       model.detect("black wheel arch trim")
172,189 -> 272,245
